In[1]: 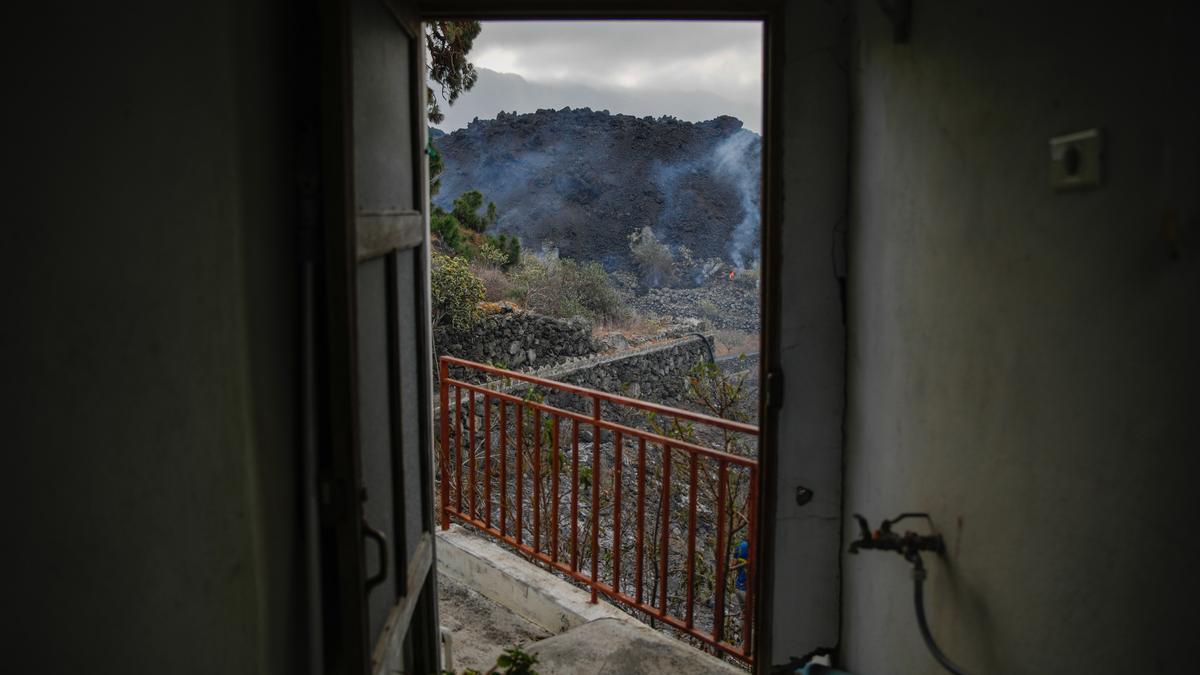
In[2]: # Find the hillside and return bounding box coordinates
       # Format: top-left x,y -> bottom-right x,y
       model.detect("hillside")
431,108 -> 761,272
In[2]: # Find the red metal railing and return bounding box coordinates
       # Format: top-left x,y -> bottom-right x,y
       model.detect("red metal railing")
438,355 -> 760,663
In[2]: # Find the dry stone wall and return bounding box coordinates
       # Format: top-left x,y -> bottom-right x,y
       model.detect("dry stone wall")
435,306 -> 598,370
512,334 -> 714,409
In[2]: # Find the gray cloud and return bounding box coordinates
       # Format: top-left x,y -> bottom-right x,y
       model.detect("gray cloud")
432,21 -> 763,132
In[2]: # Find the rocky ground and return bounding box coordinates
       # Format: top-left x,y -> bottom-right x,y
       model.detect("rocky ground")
628,278 -> 760,333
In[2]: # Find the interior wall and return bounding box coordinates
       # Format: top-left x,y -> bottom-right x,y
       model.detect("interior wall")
2,1 -> 306,672
843,1 -> 1200,673
763,0 -> 849,665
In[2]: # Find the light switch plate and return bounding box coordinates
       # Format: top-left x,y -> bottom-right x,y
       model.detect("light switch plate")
1050,128 -> 1103,191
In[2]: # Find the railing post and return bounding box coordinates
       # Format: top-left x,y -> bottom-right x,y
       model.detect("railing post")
685,452 -> 698,628
712,460 -> 729,643
743,464 -> 759,657
590,396 -> 601,604
439,357 -> 450,530
612,430 -> 623,595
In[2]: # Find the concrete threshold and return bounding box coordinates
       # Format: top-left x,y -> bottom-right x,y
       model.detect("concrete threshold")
436,525 -> 743,674
437,525 -> 635,634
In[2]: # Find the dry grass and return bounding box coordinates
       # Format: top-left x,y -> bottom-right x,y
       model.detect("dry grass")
471,261 -> 513,302
714,328 -> 759,357
592,310 -> 668,338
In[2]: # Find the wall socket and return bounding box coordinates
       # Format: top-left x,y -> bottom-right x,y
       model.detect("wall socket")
1050,128 -> 1103,190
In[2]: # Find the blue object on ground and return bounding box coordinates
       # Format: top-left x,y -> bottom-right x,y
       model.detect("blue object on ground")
734,540 -> 749,590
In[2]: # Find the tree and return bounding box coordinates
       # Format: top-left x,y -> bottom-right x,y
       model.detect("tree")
428,141 -> 444,197
425,21 -> 481,125
431,206 -> 465,254
425,21 -> 481,196
452,189 -> 497,233
488,233 -> 521,269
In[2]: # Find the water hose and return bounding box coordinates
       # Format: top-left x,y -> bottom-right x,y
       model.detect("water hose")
911,555 -> 970,675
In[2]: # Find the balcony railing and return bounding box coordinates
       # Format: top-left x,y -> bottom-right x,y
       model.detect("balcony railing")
437,355 -> 760,663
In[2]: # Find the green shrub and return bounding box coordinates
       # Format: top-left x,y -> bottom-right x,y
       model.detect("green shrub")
451,189 -> 497,233
486,233 -> 521,269
431,252 -> 484,332
431,206 -> 467,254
475,239 -> 509,267
509,255 -> 627,324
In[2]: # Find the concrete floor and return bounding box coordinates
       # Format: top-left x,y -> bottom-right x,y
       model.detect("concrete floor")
438,569 -> 745,675
437,572 -> 551,673
526,617 -> 745,675
438,525 -> 746,674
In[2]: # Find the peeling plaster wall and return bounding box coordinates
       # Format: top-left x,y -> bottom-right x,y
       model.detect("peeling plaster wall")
842,1 -> 1200,673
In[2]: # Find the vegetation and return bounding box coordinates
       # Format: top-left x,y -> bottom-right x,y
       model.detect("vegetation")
628,226 -> 676,288
452,189 -> 498,233
425,21 -> 481,126
443,645 -> 539,675
432,191 -> 521,268
508,254 -> 627,324
684,358 -> 753,425
431,252 -> 484,332
425,20 -> 480,196
429,142 -> 445,197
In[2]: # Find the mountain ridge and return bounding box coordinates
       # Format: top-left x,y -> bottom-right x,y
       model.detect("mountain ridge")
434,67 -> 761,134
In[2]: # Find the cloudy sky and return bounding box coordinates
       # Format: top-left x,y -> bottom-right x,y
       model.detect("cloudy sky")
432,21 -> 763,133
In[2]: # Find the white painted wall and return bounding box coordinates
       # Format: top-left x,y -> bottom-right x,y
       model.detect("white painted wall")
842,1 -> 1200,672
763,0 -> 850,666
3,1 -> 305,672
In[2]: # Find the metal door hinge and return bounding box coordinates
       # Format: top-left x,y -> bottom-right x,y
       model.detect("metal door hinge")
318,474 -> 353,523
765,369 -> 783,410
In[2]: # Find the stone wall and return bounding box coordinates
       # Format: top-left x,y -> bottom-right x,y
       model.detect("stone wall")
514,334 -> 714,409
435,306 -> 598,370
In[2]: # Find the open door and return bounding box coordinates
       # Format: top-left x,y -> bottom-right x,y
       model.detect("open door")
313,0 -> 440,673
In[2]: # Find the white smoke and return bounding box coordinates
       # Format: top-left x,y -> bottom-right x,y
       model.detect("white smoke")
710,129 -> 760,268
